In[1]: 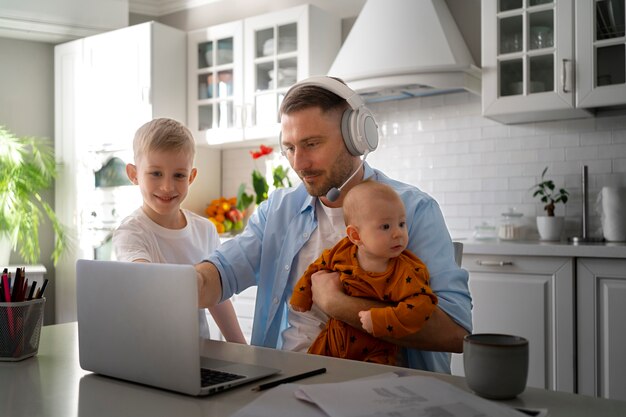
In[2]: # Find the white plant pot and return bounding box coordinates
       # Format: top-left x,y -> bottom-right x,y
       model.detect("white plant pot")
536,216 -> 564,241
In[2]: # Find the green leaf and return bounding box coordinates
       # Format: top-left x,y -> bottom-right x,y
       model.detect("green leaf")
252,169 -> 269,205
236,183 -> 254,211
0,125 -> 67,264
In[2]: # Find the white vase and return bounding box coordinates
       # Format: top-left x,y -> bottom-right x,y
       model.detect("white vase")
536,216 -> 564,241
0,235 -> 12,266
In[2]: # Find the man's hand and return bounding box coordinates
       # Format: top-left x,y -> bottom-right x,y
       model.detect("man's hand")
310,270 -> 344,313
359,310 -> 373,334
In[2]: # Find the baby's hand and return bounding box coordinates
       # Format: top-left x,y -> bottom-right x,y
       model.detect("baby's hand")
291,304 -> 308,312
359,310 -> 373,334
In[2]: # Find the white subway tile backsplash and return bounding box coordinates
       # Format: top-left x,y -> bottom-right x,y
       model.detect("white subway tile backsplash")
566,146 -> 599,161
221,92 -> 626,240
581,131 -> 611,146
598,144 -> 626,159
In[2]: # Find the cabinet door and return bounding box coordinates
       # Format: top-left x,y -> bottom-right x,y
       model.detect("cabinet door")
576,0 -> 626,108
482,0 -> 590,123
452,255 -> 575,393
82,24 -> 153,150
243,6 -> 304,140
577,258 -> 626,401
243,5 -> 340,140
188,21 -> 245,145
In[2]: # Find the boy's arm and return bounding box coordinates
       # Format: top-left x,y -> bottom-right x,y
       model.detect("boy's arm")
208,299 -> 247,344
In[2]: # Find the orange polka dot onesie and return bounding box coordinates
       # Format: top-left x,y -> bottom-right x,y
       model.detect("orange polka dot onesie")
289,236 -> 437,365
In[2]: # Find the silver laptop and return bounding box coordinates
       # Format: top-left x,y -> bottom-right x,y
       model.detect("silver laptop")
76,259 -> 279,396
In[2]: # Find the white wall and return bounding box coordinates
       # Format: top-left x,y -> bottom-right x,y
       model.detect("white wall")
0,37 -> 57,323
222,93 -> 626,240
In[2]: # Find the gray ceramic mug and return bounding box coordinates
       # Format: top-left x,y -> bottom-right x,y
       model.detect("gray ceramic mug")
463,333 -> 529,400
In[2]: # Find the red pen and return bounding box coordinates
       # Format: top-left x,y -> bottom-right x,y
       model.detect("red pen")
1,272 -> 14,339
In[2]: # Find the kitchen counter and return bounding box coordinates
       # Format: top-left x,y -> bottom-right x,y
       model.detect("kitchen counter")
3,323 -> 626,417
461,239 -> 626,258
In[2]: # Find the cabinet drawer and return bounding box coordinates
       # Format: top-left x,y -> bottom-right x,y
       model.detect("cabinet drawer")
463,254 -> 571,275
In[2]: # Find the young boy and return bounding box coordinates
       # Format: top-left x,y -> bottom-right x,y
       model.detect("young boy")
113,118 -> 246,343
289,181 -> 437,365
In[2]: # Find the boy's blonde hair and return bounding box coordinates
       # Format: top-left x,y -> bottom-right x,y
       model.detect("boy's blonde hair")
343,181 -> 403,226
133,118 -> 195,163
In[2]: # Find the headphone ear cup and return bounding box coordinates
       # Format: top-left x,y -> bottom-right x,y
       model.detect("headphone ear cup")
341,108 -> 361,156
356,107 -> 379,154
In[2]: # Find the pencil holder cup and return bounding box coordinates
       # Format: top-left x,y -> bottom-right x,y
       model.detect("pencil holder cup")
0,298 -> 45,361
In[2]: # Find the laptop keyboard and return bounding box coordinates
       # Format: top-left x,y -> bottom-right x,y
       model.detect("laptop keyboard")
200,368 -> 246,387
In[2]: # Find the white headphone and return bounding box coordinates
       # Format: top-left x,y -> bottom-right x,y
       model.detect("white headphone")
284,76 -> 379,156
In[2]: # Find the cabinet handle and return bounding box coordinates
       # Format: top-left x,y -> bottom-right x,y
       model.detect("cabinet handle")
476,260 -> 514,267
561,59 -> 573,93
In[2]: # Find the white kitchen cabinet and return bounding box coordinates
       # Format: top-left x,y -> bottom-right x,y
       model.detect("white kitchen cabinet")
188,21 -> 245,145
54,22 -> 216,323
577,257 -> 626,401
188,4 -> 340,146
482,0 -> 592,123
451,254 -> 575,393
575,0 -> 626,108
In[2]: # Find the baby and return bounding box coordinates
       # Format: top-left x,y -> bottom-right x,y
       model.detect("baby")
290,181 -> 437,365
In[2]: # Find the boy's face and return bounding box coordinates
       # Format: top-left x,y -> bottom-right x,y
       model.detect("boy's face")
127,148 -> 196,226
353,196 -> 408,261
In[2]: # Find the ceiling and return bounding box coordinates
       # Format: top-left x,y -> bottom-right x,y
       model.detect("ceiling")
129,0 -> 366,18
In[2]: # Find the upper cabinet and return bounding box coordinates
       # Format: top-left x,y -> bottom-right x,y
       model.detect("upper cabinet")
576,0 -> 626,108
188,4 -> 340,146
482,0 -> 592,123
482,0 -> 626,124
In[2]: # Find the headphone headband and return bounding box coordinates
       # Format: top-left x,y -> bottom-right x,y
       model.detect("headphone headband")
286,76 -> 365,110
283,76 -> 378,157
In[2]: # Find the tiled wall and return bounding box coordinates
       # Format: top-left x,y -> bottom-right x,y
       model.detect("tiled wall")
222,92 -> 626,240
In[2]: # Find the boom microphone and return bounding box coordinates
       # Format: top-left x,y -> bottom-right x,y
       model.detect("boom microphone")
325,152 -> 369,202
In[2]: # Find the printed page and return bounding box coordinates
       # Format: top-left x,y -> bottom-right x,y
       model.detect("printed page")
295,375 -> 529,417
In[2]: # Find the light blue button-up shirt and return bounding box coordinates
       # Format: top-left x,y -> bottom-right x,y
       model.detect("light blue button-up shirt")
208,163 -> 472,373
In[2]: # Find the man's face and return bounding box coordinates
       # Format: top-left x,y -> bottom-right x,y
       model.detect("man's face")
280,106 -> 357,202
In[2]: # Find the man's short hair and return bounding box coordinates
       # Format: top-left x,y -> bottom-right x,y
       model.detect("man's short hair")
279,76 -> 349,117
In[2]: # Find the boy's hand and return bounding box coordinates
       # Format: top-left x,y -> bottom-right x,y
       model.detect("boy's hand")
359,310 -> 373,334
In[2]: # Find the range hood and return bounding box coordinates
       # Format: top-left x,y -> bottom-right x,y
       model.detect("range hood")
328,0 -> 481,103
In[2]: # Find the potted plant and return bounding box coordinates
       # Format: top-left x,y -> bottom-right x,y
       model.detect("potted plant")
532,166 -> 569,241
236,144 -> 292,219
0,125 -> 67,265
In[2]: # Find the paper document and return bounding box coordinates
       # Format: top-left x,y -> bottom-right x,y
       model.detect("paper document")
295,375 -> 529,417
232,373 -> 547,417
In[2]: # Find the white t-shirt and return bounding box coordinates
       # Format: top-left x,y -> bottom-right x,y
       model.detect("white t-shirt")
113,207 -> 221,339
281,200 -> 346,351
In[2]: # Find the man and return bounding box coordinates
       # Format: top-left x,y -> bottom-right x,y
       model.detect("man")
197,76 -> 471,373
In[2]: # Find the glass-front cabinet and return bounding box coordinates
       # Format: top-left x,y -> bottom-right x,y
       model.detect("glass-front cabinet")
188,21 -> 244,144
482,0 -> 591,123
576,0 -> 626,108
188,5 -> 340,146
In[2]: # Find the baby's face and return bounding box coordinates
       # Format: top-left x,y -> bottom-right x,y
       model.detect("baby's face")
354,197 -> 408,260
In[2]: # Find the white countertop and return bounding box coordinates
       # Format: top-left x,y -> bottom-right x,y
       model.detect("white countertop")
461,239 -> 626,258
3,323 -> 626,416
